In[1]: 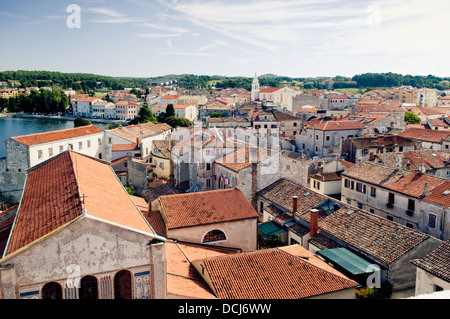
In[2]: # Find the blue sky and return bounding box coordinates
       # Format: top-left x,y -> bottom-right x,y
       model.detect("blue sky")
1,0 -> 449,78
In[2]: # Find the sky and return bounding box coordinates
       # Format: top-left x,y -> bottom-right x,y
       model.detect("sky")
0,0 -> 449,79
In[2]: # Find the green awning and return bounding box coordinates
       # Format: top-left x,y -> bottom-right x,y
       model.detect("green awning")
258,221 -> 286,236
317,247 -> 375,275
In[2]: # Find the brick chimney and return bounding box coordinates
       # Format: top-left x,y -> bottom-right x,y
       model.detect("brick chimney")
292,196 -> 298,214
377,136 -> 384,145
310,209 -> 319,238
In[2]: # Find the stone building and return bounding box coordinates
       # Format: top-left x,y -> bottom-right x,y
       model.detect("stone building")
0,151 -> 167,299
0,125 -> 105,202
148,188 -> 259,252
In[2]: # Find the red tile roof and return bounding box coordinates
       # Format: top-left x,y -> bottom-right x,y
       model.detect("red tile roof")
11,125 -> 104,146
305,119 -> 366,131
319,206 -> 430,264
399,128 -> 450,143
193,247 -> 358,299
157,188 -> 258,230
259,87 -> 282,93
4,151 -> 156,256
411,240 -> 450,282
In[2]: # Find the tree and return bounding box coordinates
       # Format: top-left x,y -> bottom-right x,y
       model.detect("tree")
166,103 -> 175,118
404,112 -> 420,124
128,105 -> 158,125
209,111 -> 223,118
74,117 -> 92,127
165,116 -> 192,128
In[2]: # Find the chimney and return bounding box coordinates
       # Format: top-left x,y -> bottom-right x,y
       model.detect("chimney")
423,183 -> 429,196
377,135 -> 384,145
310,209 -> 319,238
392,135 -> 398,144
292,196 -> 298,214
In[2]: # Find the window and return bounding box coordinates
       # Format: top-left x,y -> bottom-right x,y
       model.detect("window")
108,137 -> 112,144
388,193 -> 395,204
408,199 -> 415,212
344,179 -> 354,189
79,142 -> 83,150
386,215 -> 393,221
59,145 -> 64,153
159,162 -> 164,169
206,163 -> 211,170
79,276 -> 98,300
315,146 -> 319,153
370,187 -> 376,198
114,270 -> 132,299
38,150 -> 43,159
48,148 -> 53,157
316,135 -> 319,140
87,140 -> 91,148
203,229 -> 226,243
356,183 -> 366,194
313,180 -> 320,190
406,223 -> 413,229
293,122 -> 298,127
428,213 -> 437,228
325,135 -> 330,141
370,208 -> 375,214
357,203 -> 363,209
68,143 -> 73,150
42,282 -> 62,299
206,178 -> 211,188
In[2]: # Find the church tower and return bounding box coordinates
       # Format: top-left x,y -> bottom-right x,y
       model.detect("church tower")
251,72 -> 260,101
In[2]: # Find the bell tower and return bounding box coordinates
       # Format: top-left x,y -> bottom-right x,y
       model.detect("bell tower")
251,72 -> 260,101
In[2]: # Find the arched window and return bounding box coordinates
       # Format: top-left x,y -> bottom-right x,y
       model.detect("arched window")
42,282 -> 62,299
79,276 -> 98,300
114,270 -> 133,299
203,229 -> 226,243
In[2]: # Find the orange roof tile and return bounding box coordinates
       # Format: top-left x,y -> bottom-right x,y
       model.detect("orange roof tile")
5,151 -> 156,256
399,128 -> 450,143
11,125 -> 104,146
193,248 -> 358,299
157,188 -> 258,230
259,87 -> 282,93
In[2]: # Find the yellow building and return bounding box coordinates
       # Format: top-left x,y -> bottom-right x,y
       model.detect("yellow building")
150,140 -> 171,180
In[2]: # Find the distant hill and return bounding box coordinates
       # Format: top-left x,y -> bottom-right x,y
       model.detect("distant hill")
258,73 -> 278,79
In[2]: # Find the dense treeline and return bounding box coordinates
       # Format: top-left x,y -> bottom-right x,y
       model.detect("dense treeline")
0,88 -> 69,114
351,73 -> 450,90
0,70 -> 150,91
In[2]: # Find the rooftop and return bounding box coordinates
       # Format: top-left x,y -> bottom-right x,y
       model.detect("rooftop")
11,125 -> 104,146
411,240 -> 450,283
192,245 -> 358,299
3,151 -> 157,257
156,188 -> 258,230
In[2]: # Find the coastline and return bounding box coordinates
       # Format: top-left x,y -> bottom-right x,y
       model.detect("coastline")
10,113 -> 127,125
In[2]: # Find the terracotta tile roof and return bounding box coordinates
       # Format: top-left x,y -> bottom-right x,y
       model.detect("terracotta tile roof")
157,188 -> 258,230
141,210 -> 167,237
161,95 -> 181,100
193,247 -> 358,299
319,205 -> 430,264
341,161 -> 448,199
111,143 -> 139,151
422,181 -> 450,207
309,172 -> 341,182
165,240 -> 237,299
375,150 -> 450,172
141,184 -> 179,203
305,119 -> 366,131
161,104 -> 191,109
257,178 -> 328,216
115,101 -> 137,105
156,123 -> 172,131
216,146 -> 276,172
11,125 -> 104,146
108,122 -> 166,143
399,128 -> 450,143
259,87 -> 282,93
411,240 -> 450,282
4,151 -> 156,256
352,135 -> 415,149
